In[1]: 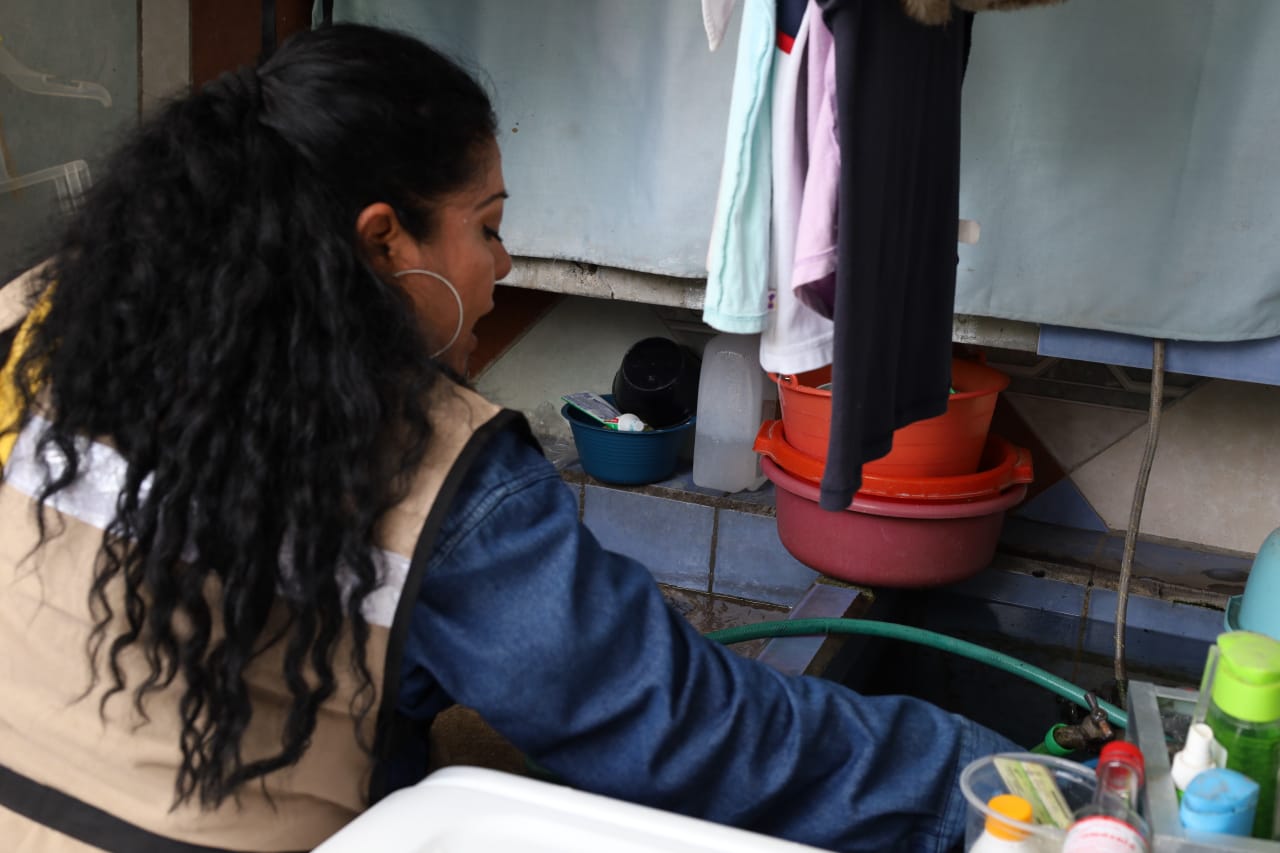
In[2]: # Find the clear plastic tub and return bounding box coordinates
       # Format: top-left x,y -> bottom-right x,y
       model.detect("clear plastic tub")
960,753 -> 1099,851
692,333 -> 773,492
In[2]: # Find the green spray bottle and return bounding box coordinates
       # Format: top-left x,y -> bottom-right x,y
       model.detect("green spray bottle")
1202,631 -> 1280,839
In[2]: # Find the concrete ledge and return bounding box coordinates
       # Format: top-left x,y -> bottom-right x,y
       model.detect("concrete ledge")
505,256 -> 1042,352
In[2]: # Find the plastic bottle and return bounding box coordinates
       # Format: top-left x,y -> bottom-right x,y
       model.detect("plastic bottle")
970,794 -> 1042,852
691,334 -> 775,492
1096,741 -> 1145,808
1061,794 -> 1149,853
1062,743 -> 1150,853
1179,767 -> 1260,837
1202,630 -> 1280,839
1170,723 -> 1218,802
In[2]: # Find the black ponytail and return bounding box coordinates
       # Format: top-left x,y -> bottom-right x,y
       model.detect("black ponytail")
8,24 -> 497,809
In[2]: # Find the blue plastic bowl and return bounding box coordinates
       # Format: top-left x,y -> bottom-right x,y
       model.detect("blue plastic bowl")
562,394 -> 695,485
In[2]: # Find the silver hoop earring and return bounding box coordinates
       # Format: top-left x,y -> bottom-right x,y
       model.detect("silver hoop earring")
394,268 -> 464,359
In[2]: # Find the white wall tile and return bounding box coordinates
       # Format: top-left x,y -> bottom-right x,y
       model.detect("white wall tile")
1073,380 -> 1280,553
1005,392 -> 1147,472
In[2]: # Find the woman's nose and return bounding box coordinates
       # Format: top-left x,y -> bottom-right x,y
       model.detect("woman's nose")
495,243 -> 513,281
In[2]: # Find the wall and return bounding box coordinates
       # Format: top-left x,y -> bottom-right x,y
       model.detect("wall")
1,0 -> 329,280
990,348 -> 1279,567
0,0 -> 137,277
190,0 -> 312,87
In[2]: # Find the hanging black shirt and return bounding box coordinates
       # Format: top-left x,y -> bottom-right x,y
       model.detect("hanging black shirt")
815,0 -> 974,510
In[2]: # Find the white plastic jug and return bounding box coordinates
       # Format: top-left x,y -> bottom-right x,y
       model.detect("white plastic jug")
692,334 -> 774,492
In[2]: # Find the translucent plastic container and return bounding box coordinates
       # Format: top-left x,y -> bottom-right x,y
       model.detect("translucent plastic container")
692,334 -> 775,492
960,753 -> 1100,852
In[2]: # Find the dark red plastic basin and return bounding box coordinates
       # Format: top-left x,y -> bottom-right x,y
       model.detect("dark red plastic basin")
762,456 -> 1028,588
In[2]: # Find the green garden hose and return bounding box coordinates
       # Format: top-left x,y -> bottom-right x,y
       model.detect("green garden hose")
1033,724 -> 1078,756
705,617 -> 1129,729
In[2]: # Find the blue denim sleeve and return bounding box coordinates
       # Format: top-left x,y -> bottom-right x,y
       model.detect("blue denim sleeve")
398,427 -> 1019,853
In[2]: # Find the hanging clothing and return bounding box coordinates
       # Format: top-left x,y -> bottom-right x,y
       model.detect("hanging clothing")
702,0 -> 775,334
327,1 -> 740,280
702,0 -> 741,51
957,0 -> 1280,343
815,0 -> 974,511
790,0 -> 840,319
760,0 -> 835,374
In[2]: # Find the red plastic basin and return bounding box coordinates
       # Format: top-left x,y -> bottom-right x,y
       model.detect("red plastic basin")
754,420 -> 1034,501
772,357 -> 1010,479
762,456 -> 1027,588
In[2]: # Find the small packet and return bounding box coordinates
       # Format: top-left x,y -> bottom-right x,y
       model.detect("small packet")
993,756 -> 1074,829
562,392 -> 623,428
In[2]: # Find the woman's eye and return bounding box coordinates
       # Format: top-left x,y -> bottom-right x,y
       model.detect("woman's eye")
484,226 -> 504,244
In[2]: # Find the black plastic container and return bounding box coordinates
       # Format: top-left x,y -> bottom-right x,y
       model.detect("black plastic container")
611,337 -> 701,429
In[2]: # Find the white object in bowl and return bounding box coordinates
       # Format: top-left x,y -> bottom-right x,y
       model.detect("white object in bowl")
615,413 -> 647,432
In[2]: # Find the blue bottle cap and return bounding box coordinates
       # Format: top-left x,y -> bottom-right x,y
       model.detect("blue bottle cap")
1180,768 -> 1260,837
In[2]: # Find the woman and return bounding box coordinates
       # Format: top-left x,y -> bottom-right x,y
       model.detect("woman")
0,24 -> 1015,853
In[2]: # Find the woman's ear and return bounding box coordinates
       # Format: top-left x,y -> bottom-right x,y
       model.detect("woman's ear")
356,202 -> 413,277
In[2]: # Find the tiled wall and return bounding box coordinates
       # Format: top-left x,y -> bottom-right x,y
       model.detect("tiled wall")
988,347 -> 1280,559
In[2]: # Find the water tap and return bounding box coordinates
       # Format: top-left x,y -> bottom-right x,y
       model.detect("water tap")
1051,692 -> 1116,753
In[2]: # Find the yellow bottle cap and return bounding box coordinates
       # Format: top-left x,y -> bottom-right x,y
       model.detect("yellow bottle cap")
986,793 -> 1034,840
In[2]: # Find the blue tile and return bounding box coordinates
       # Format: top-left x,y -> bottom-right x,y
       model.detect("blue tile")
944,569 -> 1088,621
1014,479 -> 1108,532
1086,587 -> 1222,643
712,510 -> 819,607
913,573 -> 1087,656
582,485 -> 713,590
729,480 -> 777,509
1081,588 -> 1218,675
651,466 -> 728,498
1095,536 -> 1252,593
999,517 -> 1110,566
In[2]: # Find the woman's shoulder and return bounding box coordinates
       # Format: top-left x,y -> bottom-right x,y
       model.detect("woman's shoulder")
455,413 -> 556,505
424,416 -> 571,579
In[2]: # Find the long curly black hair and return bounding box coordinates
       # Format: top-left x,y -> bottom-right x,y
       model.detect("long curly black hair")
3,24 -> 496,808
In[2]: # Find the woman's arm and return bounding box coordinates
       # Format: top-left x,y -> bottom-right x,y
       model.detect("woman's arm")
399,428 -> 1017,852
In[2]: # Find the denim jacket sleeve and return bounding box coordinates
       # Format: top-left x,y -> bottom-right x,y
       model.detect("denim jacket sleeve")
397,427 -> 1018,853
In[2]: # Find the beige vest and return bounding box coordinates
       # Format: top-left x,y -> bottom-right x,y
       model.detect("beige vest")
0,356 -> 518,850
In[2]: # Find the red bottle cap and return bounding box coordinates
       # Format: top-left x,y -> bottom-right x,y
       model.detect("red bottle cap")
1100,740 -> 1145,787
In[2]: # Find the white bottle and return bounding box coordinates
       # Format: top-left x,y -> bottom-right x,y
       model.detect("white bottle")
971,794 -> 1044,852
692,334 -> 774,492
1061,808 -> 1148,853
1171,723 -> 1218,801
